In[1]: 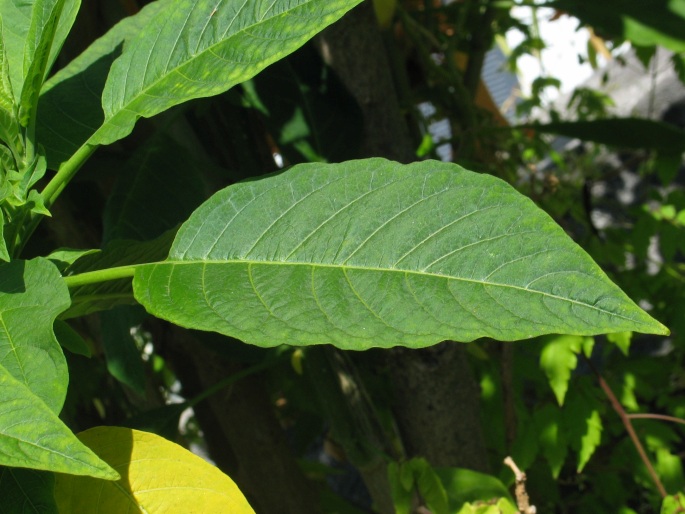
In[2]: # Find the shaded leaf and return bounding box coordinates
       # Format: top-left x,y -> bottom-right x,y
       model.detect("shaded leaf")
435,467 -> 513,511
53,319 -> 90,357
62,229 -> 175,319
563,383 -> 603,472
535,404 -> 567,478
134,159 -> 667,350
552,0 -> 685,52
90,0 -> 364,147
100,305 -> 146,394
607,331 -> 632,356
0,258 -> 69,412
103,134 -> 206,242
243,43 -> 362,163
37,0 -> 166,168
54,427 -> 254,513
0,367 -> 118,479
526,118 -> 685,155
45,247 -> 99,272
0,466 -> 57,514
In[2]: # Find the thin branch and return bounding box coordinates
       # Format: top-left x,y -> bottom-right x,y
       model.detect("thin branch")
628,413 -> 685,427
585,356 -> 667,498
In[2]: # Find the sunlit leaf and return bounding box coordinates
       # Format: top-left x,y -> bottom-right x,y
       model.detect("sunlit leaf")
539,334 -> 587,406
0,258 -> 69,412
135,159 -> 667,350
436,467 -> 513,511
0,367 -> 118,479
54,427 -> 254,513
90,0 -> 363,147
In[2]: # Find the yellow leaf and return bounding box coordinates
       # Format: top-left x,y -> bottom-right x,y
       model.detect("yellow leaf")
54,426 -> 255,514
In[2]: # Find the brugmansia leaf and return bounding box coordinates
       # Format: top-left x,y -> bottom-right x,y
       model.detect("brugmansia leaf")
100,305 -> 147,394
0,367 -> 118,479
37,0 -> 165,167
54,427 -> 254,513
0,258 -> 69,412
134,159 -> 668,350
89,0 -> 364,147
0,467 -> 57,514
53,319 -> 91,357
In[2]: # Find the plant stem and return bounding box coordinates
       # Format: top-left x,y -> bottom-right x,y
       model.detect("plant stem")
63,264 -> 138,288
42,143 -> 98,208
628,413 -> 685,427
585,356 -> 667,498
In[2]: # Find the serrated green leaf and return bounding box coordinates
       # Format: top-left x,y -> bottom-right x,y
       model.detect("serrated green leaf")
662,493 -> 685,514
134,159 -> 668,350
54,427 -> 253,513
90,0 -> 363,147
563,386 -> 603,472
0,366 -> 118,479
539,334 -> 587,406
535,404 -> 567,478
0,466 -> 57,513
607,331 -> 632,356
0,258 -> 69,412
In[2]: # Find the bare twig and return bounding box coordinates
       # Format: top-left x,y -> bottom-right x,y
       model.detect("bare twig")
584,356 -> 668,498
504,456 -> 537,514
627,413 -> 685,427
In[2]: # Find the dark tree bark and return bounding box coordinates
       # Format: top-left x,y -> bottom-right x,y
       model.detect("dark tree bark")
164,327 -> 319,514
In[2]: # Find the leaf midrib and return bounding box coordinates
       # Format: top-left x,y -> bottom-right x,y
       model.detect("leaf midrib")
155,259 -> 646,325
94,0 -> 345,140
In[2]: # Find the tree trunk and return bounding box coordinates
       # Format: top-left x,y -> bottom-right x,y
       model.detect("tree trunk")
316,0 -> 490,477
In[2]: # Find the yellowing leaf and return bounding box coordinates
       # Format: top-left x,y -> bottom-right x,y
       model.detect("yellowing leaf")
54,427 -> 254,514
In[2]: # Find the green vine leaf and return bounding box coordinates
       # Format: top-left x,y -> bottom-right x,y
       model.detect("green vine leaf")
134,159 -> 668,350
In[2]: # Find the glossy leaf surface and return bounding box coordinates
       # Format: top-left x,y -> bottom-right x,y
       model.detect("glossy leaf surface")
54,427 -> 254,513
135,159 -> 668,350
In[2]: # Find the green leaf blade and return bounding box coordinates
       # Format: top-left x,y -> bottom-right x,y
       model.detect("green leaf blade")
0,258 -> 70,412
0,367 -> 118,479
91,0 -> 363,146
134,159 -> 668,350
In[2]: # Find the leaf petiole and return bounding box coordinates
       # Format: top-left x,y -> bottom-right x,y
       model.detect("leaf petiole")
63,264 -> 139,288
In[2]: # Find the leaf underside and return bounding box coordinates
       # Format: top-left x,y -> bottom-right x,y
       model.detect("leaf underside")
134,159 -> 668,350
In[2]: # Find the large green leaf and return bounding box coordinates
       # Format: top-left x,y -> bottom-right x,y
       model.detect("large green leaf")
0,366 -> 118,479
0,258 -> 69,412
89,0 -> 363,147
133,159 -> 668,350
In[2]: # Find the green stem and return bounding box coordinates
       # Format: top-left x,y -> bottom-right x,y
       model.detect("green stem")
63,264 -> 138,288
42,143 -> 98,209
15,143 -> 98,257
